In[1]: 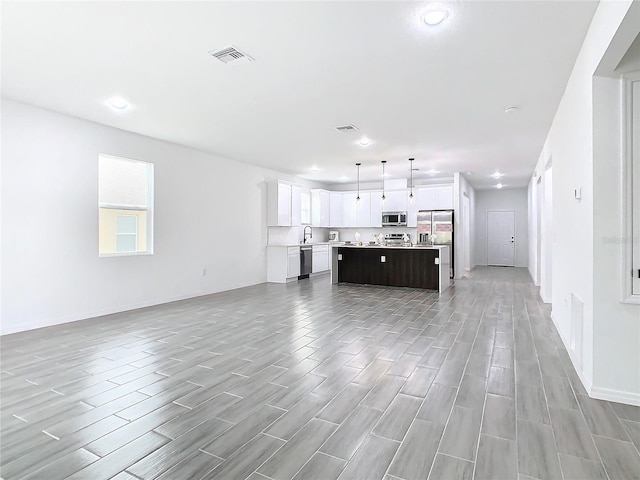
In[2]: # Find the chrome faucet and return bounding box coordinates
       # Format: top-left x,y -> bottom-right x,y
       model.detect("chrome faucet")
303,225 -> 313,244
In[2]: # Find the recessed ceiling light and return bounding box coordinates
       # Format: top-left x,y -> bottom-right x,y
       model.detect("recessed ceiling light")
358,136 -> 371,146
466,171 -> 473,175
311,165 -> 319,172
338,176 -> 348,181
490,171 -> 504,179
504,106 -> 518,114
496,183 -> 504,189
107,96 -> 129,111
426,169 -> 438,176
422,8 -> 449,26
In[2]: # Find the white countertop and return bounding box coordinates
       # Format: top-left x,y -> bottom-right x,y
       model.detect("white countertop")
267,242 -> 332,247
338,244 -> 447,250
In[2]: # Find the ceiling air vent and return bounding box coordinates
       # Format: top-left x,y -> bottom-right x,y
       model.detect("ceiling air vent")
336,125 -> 359,133
209,45 -> 254,64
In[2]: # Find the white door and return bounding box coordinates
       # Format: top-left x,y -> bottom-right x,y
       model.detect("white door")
487,211 -> 515,266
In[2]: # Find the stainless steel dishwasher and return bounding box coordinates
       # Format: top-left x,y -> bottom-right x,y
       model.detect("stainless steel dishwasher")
299,245 -> 312,279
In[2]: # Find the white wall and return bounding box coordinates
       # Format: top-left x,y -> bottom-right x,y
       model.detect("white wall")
529,0 -> 640,404
0,99 -> 322,335
474,188 -> 529,268
454,172 -> 476,277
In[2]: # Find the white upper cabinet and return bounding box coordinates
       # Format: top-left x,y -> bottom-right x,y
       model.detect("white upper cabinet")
415,185 -> 453,211
342,192 -> 358,227
407,194 -> 418,227
268,181 -> 292,226
311,189 -> 330,227
329,192 -> 343,227
417,186 -> 436,211
341,192 -> 372,228
291,185 -> 302,226
356,192 -> 371,227
434,185 -> 454,209
383,190 -> 408,212
370,190 -> 382,227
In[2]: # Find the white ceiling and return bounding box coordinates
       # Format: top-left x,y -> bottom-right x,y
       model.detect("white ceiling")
1,1 -> 598,189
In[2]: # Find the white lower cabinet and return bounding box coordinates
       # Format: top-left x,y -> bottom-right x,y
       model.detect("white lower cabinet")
267,246 -> 300,283
288,248 -> 301,277
312,245 -> 329,273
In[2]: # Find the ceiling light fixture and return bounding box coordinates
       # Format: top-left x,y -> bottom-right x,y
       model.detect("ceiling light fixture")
408,158 -> 415,203
107,96 -> 129,111
504,106 -> 518,114
490,171 -> 504,179
496,183 -> 504,189
356,163 -> 361,205
359,136 -> 371,146
311,165 -> 319,172
381,160 -> 387,205
422,9 -> 449,25
426,169 -> 438,176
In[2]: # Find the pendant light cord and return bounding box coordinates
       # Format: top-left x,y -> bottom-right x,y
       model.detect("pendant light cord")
381,160 -> 386,201
409,157 -> 414,199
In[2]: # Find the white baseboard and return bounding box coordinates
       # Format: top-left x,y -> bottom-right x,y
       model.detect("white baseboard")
550,311 -> 640,406
549,312 -> 593,393
0,280 -> 264,336
590,386 -> 640,406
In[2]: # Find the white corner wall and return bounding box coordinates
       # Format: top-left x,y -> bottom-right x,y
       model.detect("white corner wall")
0,99 -> 320,335
453,173 -> 476,277
531,0 -> 640,404
474,188 -> 529,268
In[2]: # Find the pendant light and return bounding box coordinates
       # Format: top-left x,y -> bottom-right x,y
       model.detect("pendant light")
355,163 -> 361,204
381,160 -> 387,205
408,158 -> 415,203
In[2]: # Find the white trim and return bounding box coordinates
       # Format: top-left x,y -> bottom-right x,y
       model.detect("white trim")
0,279 -> 263,336
550,311 -> 593,394
99,203 -> 150,211
590,386 -> 640,407
621,71 -> 640,303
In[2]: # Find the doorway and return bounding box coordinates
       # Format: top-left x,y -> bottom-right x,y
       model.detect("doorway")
463,194 -> 471,272
487,211 -> 515,266
536,176 -> 542,285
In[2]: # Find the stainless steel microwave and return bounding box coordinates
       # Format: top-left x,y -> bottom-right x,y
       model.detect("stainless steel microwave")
382,212 -> 407,226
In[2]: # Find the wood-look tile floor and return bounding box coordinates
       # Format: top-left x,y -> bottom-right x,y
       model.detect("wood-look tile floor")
2,267 -> 639,480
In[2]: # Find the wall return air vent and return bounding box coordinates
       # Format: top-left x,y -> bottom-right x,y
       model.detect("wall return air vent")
209,45 -> 254,64
335,125 -> 359,133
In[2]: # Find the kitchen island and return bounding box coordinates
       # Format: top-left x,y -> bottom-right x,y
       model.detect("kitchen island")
330,244 -> 450,292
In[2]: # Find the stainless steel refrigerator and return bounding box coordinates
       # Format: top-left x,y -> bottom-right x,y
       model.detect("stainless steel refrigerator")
417,209 -> 454,278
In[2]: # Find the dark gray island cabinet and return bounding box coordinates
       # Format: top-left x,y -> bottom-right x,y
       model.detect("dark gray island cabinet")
330,245 -> 450,292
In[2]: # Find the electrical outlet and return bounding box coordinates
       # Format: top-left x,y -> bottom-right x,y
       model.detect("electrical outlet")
381,256 -> 386,263
202,268 -> 207,276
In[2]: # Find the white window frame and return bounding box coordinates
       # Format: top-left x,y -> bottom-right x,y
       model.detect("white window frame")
98,154 -> 154,257
115,214 -> 138,253
621,71 -> 640,303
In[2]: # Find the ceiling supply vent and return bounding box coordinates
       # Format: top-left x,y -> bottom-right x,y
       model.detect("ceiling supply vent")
209,46 -> 254,64
335,125 -> 359,133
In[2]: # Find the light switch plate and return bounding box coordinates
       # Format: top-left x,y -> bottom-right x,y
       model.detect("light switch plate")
381,256 -> 386,263
338,254 -> 342,261
435,258 -> 440,265
574,187 -> 581,200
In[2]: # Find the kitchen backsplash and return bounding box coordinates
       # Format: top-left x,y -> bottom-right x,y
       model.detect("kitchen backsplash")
267,226 -> 330,245
336,227 -> 418,243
